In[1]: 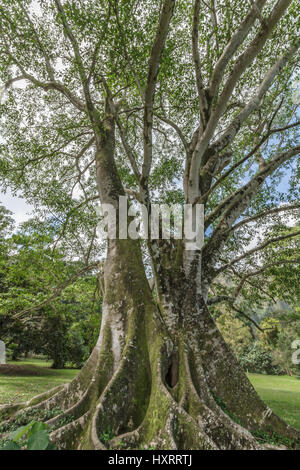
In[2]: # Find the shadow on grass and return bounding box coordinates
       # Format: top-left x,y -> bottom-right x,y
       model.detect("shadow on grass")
0,364 -> 57,376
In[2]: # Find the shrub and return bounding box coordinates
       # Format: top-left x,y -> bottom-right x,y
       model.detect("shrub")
238,342 -> 282,375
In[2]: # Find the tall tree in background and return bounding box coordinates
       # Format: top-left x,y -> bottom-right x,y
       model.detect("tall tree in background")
0,0 -> 299,449
0,214 -> 101,367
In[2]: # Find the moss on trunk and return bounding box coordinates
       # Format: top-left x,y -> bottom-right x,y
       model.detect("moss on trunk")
1,238 -> 299,450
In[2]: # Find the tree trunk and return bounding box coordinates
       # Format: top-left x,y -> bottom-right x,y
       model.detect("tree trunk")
1,237 -> 299,450
1,116 -> 299,450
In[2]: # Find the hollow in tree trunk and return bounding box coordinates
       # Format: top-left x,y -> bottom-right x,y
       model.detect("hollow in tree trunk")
0,236 -> 299,450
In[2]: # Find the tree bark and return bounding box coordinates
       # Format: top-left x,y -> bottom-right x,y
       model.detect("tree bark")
1,117 -> 299,450
1,236 -> 300,450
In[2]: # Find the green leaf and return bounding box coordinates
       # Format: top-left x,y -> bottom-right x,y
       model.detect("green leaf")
10,421 -> 35,442
27,421 -> 47,438
46,442 -> 56,450
1,441 -> 21,450
27,430 -> 50,450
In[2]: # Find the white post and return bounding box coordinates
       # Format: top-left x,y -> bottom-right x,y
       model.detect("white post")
0,340 -> 6,364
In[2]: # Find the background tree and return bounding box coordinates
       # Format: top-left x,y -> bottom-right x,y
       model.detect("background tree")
0,0 -> 299,450
0,214 -> 101,368
216,311 -> 252,356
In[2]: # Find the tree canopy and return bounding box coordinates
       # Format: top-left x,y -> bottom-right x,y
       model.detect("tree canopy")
0,0 -> 299,324
0,0 -> 300,451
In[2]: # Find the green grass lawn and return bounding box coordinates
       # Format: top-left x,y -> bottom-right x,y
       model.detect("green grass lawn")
0,358 -> 78,405
0,360 -> 299,431
248,373 -> 300,430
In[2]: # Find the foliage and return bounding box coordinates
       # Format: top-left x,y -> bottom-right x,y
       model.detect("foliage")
238,341 -> 282,375
259,317 -> 282,349
250,426 -> 298,449
216,312 -> 252,355
99,427 -> 115,443
0,216 -> 101,367
272,322 -> 300,376
0,421 -> 54,450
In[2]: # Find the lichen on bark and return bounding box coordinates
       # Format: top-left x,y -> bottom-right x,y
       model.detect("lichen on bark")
1,237 -> 299,450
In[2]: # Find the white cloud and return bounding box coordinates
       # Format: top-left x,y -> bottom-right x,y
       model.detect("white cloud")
242,204 -> 298,263
0,188 -> 33,225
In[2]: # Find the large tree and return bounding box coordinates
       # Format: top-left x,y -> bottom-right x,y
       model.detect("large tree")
0,0 -> 299,450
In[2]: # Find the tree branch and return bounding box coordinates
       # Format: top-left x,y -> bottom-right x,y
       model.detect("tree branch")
188,1 -> 296,197
12,262 -> 100,320
229,203 -> 300,233
155,113 -> 189,151
3,65 -> 86,112
100,75 -> 141,182
54,0 -> 95,115
216,230 -> 300,275
207,295 -> 264,332
231,304 -> 265,332
205,143 -> 300,229
209,0 -> 267,98
192,0 -> 209,126
141,0 -> 176,184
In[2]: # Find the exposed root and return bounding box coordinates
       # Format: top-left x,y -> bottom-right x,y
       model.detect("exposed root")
2,243 -> 299,450
1,324 -> 299,450
99,342 -> 215,450
0,385 -> 64,422
182,351 -> 263,450
197,300 -> 300,443
50,412 -> 91,450
90,338 -> 151,449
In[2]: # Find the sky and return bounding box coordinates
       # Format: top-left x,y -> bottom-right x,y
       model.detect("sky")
0,2 -> 298,230
0,170 -> 295,228
0,188 -> 34,225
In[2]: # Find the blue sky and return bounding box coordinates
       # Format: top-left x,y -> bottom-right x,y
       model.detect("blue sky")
0,168 -> 295,227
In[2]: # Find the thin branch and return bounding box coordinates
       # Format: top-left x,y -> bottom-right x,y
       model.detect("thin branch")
142,0 -> 176,183
231,304 -> 264,332
100,75 -> 141,181
235,257 -> 300,295
207,294 -> 264,332
54,0 -> 94,114
216,230 -> 300,274
209,0 -> 268,97
192,0 -> 208,125
12,262 -> 100,320
155,113 -> 189,151
270,120 -> 300,134
229,203 -> 300,232
3,65 -> 86,112
230,265 -> 277,302
51,195 -> 100,253
207,295 -> 231,305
